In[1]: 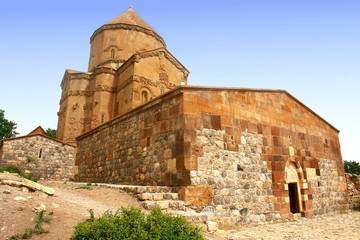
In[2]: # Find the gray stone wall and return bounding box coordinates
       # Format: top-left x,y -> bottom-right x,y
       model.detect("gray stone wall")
75,95 -> 185,186
191,129 -> 276,224
309,158 -> 348,215
0,135 -> 75,181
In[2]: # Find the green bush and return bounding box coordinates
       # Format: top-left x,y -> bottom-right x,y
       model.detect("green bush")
0,165 -> 21,174
344,160 -> 360,175
72,206 -> 204,240
354,199 -> 360,211
0,165 -> 38,182
26,156 -> 37,163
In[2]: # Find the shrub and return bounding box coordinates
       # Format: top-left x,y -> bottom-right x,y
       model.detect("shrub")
26,156 -> 37,163
72,206 -> 204,240
354,199 -> 360,211
0,165 -> 22,174
344,160 -> 360,175
0,164 -> 38,182
34,210 -> 52,233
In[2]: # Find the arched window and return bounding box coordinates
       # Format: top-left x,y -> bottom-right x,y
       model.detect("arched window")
160,86 -> 165,95
141,91 -> 149,103
110,49 -> 115,59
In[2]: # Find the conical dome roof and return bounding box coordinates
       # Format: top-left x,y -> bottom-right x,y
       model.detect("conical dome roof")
106,6 -> 155,32
90,6 -> 165,46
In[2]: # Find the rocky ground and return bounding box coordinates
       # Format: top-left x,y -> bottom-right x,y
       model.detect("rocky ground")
223,210 -> 360,240
0,180 -> 359,240
0,181 -> 140,240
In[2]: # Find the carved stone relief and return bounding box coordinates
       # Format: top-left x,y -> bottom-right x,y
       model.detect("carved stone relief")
90,23 -> 166,47
159,72 -> 168,82
60,85 -> 116,104
134,91 -> 140,101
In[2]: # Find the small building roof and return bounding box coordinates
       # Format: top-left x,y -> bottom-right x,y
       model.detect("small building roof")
28,126 -> 47,136
106,6 -> 156,32
0,126 -> 75,148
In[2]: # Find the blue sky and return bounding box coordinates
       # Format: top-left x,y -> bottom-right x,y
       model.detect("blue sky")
0,0 -> 359,162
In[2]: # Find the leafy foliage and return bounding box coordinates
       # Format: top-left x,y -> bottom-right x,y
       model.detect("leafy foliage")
344,160 -> 360,175
45,128 -> 56,138
34,210 -> 52,233
26,156 -> 37,163
72,206 -> 204,240
10,210 -> 52,239
10,227 -> 33,239
0,109 -> 18,139
354,199 -> 360,211
0,165 -> 38,182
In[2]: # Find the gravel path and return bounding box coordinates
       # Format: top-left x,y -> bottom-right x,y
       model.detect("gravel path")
224,210 -> 360,240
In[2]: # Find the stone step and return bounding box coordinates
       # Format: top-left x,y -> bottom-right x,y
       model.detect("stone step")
133,186 -> 174,194
91,184 -> 175,194
142,200 -> 185,211
137,192 -> 179,201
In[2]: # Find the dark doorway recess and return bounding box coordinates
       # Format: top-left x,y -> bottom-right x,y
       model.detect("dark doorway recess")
288,183 -> 300,213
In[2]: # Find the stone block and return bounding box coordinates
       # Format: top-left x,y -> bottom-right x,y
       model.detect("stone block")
156,200 -> 169,209
152,193 -> 164,201
178,185 -> 213,206
206,221 -> 217,233
138,193 -> 152,201
164,193 -> 178,200
22,179 -> 55,196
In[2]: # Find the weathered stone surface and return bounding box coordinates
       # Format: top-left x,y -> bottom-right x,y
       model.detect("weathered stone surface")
178,186 -> 213,206
1,180 -> 22,188
346,173 -> 360,204
33,204 -> 47,212
13,196 -> 26,201
206,221 -> 217,233
0,172 -> 23,182
21,179 -> 55,196
0,135 -> 75,181
152,193 -> 164,201
137,193 -> 151,200
3,189 -> 11,194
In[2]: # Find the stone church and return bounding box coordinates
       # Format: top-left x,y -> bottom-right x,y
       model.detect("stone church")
56,7 -> 348,221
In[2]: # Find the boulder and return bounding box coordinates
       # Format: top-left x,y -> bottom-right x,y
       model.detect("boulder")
21,179 -> 55,196
13,196 -> 27,201
2,180 -> 22,188
178,186 -> 213,206
0,172 -> 23,182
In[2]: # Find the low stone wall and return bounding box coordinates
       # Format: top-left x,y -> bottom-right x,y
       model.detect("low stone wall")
346,173 -> 360,204
0,135 -> 75,181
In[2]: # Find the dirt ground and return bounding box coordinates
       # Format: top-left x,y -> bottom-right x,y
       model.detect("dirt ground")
0,181 -> 141,240
1,181 -> 359,240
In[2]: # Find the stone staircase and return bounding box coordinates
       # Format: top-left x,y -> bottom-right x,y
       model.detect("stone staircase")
57,182 -> 218,231
134,186 -> 185,211
92,184 -> 186,211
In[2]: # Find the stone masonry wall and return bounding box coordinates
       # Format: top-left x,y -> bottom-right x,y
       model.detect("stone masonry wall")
309,158 -> 348,215
346,173 -> 360,204
191,129 -> 275,224
75,92 -> 187,186
0,135 -> 75,181
180,88 -> 347,218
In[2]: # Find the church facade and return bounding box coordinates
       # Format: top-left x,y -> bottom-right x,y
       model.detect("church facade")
58,7 -> 348,221
56,6 -> 188,146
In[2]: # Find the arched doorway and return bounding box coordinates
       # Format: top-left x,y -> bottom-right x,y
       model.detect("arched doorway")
285,160 -> 303,214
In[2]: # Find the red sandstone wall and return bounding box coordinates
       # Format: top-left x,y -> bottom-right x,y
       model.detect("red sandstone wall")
180,88 -> 347,216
